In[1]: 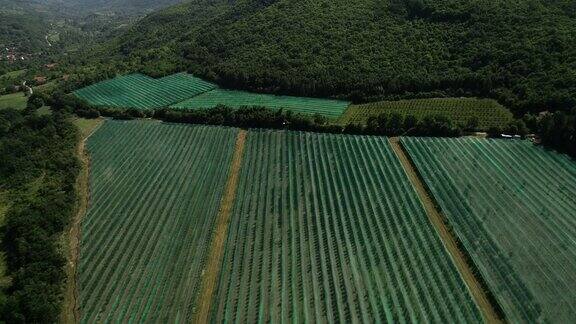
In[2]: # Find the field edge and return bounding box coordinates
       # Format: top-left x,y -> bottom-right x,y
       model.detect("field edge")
389,137 -> 503,324
61,118 -> 105,324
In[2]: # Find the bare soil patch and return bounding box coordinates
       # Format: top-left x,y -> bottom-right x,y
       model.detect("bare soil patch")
62,118 -> 104,324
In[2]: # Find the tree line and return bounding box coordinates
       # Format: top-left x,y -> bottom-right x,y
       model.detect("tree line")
51,93 -> 464,137
54,91 -> 543,139
54,92 -> 575,159
0,108 -> 80,322
48,90 -> 576,155
526,110 -> 576,158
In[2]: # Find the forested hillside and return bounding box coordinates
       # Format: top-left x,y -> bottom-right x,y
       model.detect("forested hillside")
0,0 -> 184,14
62,0 -> 184,14
0,0 -> 157,79
93,0 -> 576,114
0,12 -> 47,52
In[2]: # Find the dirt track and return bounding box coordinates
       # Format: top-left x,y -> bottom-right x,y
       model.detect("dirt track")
193,130 -> 247,323
389,137 -> 502,324
62,119 -> 103,324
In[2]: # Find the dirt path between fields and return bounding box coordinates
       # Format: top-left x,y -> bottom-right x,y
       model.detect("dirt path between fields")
62,119 -> 104,324
389,137 -> 502,324
193,129 -> 247,323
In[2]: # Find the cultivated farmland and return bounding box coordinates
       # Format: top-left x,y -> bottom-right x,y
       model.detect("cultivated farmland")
401,137 -> 576,323
340,98 -> 513,130
74,73 -> 216,109
171,88 -> 350,118
78,120 -> 238,323
210,130 -> 482,323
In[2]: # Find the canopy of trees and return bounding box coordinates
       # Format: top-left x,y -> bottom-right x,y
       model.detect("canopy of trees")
0,12 -> 47,53
535,110 -> 576,158
0,109 -> 80,322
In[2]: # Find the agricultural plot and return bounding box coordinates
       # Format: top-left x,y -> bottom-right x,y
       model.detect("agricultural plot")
0,69 -> 25,80
210,130 -> 482,323
170,88 -> 350,118
74,73 -> 216,109
0,92 -> 27,110
78,120 -> 238,323
340,98 -> 513,130
401,137 -> 576,323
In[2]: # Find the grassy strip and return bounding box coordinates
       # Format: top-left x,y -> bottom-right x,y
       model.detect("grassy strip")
193,130 -> 247,323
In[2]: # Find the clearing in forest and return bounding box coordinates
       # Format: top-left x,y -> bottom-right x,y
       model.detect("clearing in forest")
0,92 -> 27,110
401,137 -> 576,323
340,98 -> 513,130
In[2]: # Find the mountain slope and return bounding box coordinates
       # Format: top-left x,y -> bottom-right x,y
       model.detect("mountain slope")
0,0 -> 185,14
98,0 -> 576,113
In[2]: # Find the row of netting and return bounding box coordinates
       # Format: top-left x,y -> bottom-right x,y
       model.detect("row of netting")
170,88 -> 351,118
209,130 -> 483,323
401,137 -> 576,323
78,120 -> 238,323
341,98 -> 513,130
74,73 -> 216,109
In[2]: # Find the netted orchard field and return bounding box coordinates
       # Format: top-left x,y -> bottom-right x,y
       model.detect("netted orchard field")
78,120 -> 238,323
340,98 -> 513,130
74,73 -> 350,118
171,88 -> 350,118
401,137 -> 576,323
210,130 -> 482,323
74,73 -> 216,109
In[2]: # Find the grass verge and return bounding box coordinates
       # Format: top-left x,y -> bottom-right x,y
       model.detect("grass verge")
62,118 -> 104,324
193,130 -> 247,323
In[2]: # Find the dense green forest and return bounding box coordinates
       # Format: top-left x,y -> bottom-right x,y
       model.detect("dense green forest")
532,110 -> 576,158
68,0 -> 184,14
74,0 -> 574,116
0,0 -> 183,15
0,109 -> 80,322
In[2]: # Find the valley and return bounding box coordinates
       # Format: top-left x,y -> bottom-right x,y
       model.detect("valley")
0,0 -> 574,323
